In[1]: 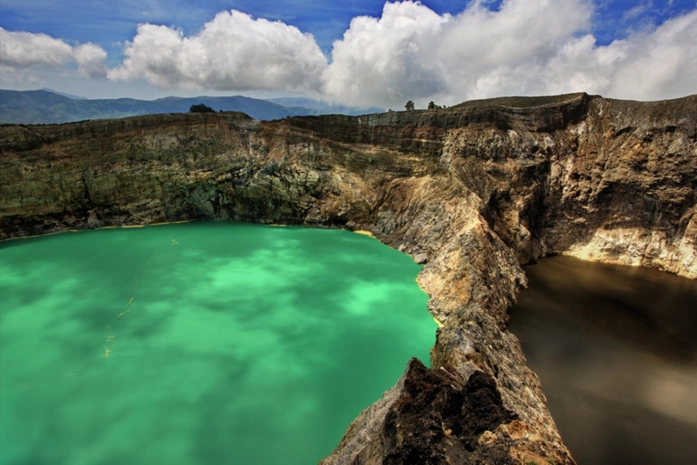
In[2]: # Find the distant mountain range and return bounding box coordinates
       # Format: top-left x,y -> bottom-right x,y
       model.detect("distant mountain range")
0,89 -> 384,124
39,88 -> 89,100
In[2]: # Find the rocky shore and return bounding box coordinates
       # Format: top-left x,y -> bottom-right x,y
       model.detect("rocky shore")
2,93 -> 695,464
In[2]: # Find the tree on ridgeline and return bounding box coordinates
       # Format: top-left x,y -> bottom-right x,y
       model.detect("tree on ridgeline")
405,100 -> 415,111
189,103 -> 215,113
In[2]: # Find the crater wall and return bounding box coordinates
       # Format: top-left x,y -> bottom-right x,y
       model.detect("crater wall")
2,93 -> 695,464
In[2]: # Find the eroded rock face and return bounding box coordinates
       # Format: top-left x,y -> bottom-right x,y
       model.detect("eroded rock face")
322,359 -> 519,465
1,93 -> 695,464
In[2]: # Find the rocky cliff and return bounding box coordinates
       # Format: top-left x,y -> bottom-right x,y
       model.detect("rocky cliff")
1,92 -> 695,464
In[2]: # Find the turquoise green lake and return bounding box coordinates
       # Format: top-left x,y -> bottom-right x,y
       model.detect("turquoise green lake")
0,223 -> 434,465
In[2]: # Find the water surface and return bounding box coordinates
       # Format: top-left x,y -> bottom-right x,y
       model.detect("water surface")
0,223 -> 434,465
508,255 -> 697,465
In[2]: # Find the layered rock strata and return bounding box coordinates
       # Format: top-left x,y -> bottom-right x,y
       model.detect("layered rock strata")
1,93 -> 695,464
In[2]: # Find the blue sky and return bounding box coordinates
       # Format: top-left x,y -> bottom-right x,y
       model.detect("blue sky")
1,1 -> 696,106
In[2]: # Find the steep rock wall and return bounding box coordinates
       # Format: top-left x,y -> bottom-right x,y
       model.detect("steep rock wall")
1,93 -> 695,464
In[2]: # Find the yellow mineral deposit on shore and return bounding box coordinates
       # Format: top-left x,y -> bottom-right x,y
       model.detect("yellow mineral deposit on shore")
354,230 -> 375,238
122,220 -> 190,228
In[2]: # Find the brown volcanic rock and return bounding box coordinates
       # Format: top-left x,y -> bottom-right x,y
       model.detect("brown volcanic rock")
323,359 -> 518,465
1,93 -> 695,464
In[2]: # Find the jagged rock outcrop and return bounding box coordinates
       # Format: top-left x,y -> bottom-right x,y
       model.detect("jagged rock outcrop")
1,93 -> 695,464
324,358 -> 519,465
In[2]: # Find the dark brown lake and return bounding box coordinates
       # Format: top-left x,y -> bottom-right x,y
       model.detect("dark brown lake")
508,255 -> 697,465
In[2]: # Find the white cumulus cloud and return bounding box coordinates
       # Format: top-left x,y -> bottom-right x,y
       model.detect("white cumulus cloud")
0,27 -> 107,78
603,9 -> 697,100
322,0 -> 593,107
321,0 -> 697,108
108,10 -> 328,92
73,43 -> 108,78
322,1 -> 449,107
2,1 -> 696,105
537,8 -> 697,101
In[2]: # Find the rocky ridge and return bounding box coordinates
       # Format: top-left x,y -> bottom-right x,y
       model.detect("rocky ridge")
1,93 -> 695,464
